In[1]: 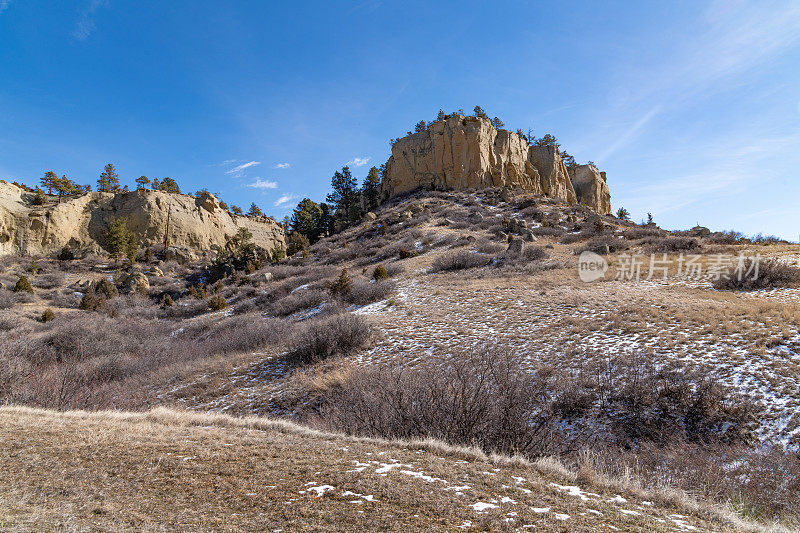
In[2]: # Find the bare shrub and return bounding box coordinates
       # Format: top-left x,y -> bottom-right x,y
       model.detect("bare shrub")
48,291 -> 81,309
343,279 -> 396,306
623,227 -> 666,240
31,271 -> 65,289
0,290 -> 13,309
530,226 -> 566,238
713,258 -> 800,291
384,262 -> 405,277
639,236 -> 700,254
575,236 -> 630,255
269,288 -> 327,317
474,239 -> 505,255
292,313 -> 374,365
320,347 -> 579,458
430,250 -> 491,272
705,230 -> 744,245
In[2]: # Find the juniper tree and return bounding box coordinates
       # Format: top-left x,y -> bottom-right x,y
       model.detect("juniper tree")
247,202 -> 263,217
135,176 -> 150,190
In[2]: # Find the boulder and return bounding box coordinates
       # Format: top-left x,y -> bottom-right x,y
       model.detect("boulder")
568,165 -> 612,215
121,272 -> 149,294
690,226 -> 711,237
364,212 -> 377,222
195,191 -> 220,213
381,115 -> 579,206
506,237 -> 524,256
148,266 -> 163,277
164,246 -> 198,264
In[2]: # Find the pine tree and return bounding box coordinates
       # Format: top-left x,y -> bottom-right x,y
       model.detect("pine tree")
135,176 -> 150,190
491,116 -> 504,129
436,109 -> 446,121
247,202 -> 263,217
53,175 -> 76,203
362,166 -> 381,212
616,207 -> 631,221
98,163 -> 120,192
473,106 -> 488,119
151,178 -> 161,191
158,177 -> 180,194
231,205 -> 243,215
41,171 -> 57,195
290,198 -> 324,243
326,166 -> 361,222
414,120 -> 427,133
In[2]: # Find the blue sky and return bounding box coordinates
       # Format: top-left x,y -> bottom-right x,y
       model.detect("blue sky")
1,1 -> 798,239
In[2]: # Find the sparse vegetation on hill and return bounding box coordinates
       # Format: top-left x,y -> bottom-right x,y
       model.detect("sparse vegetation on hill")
0,187 -> 798,528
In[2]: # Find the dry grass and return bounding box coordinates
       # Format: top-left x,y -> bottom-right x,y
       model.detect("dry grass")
0,405 -> 752,532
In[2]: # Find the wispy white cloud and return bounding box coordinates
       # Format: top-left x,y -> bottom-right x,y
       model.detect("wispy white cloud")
597,106 -> 662,161
225,160 -> 260,175
72,0 -> 108,41
274,163 -> 290,169
347,157 -> 370,167
246,178 -> 278,190
274,194 -> 299,207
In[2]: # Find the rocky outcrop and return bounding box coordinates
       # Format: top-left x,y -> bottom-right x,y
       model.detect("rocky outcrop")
380,115 -> 612,211
0,181 -> 285,257
568,165 -> 612,215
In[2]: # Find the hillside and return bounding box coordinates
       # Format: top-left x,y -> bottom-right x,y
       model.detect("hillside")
1,187 -> 799,531
0,406 -> 737,532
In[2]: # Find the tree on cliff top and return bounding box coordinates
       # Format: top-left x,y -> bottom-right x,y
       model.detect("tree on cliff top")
247,202 -> 263,217
135,176 -> 150,190
473,106 -> 488,119
97,163 -> 120,193
41,171 -> 57,195
491,117 -> 504,129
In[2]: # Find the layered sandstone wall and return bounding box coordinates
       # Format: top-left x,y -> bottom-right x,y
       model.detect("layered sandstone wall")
380,115 -> 611,213
0,182 -> 285,257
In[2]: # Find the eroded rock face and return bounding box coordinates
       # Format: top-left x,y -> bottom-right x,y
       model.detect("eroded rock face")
568,165 -> 612,215
380,115 -> 604,208
0,182 -> 285,257
571,166 -> 611,215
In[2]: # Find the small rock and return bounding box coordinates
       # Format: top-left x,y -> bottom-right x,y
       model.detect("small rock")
467,212 -> 484,224
364,212 -> 377,222
148,266 -> 163,277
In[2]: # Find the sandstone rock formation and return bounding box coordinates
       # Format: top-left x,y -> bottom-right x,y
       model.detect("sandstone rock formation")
380,115 -> 610,213
0,181 -> 285,257
568,165 -> 612,215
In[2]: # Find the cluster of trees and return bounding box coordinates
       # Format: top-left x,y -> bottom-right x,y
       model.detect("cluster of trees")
286,165 -> 382,250
135,175 -> 180,194
39,171 -> 91,202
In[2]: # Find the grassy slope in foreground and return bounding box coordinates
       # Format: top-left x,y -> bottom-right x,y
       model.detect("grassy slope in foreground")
0,406 -> 736,532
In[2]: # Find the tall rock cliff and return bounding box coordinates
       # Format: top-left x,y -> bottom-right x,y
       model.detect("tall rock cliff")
569,165 -> 612,215
380,115 -> 611,213
0,182 -> 285,257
